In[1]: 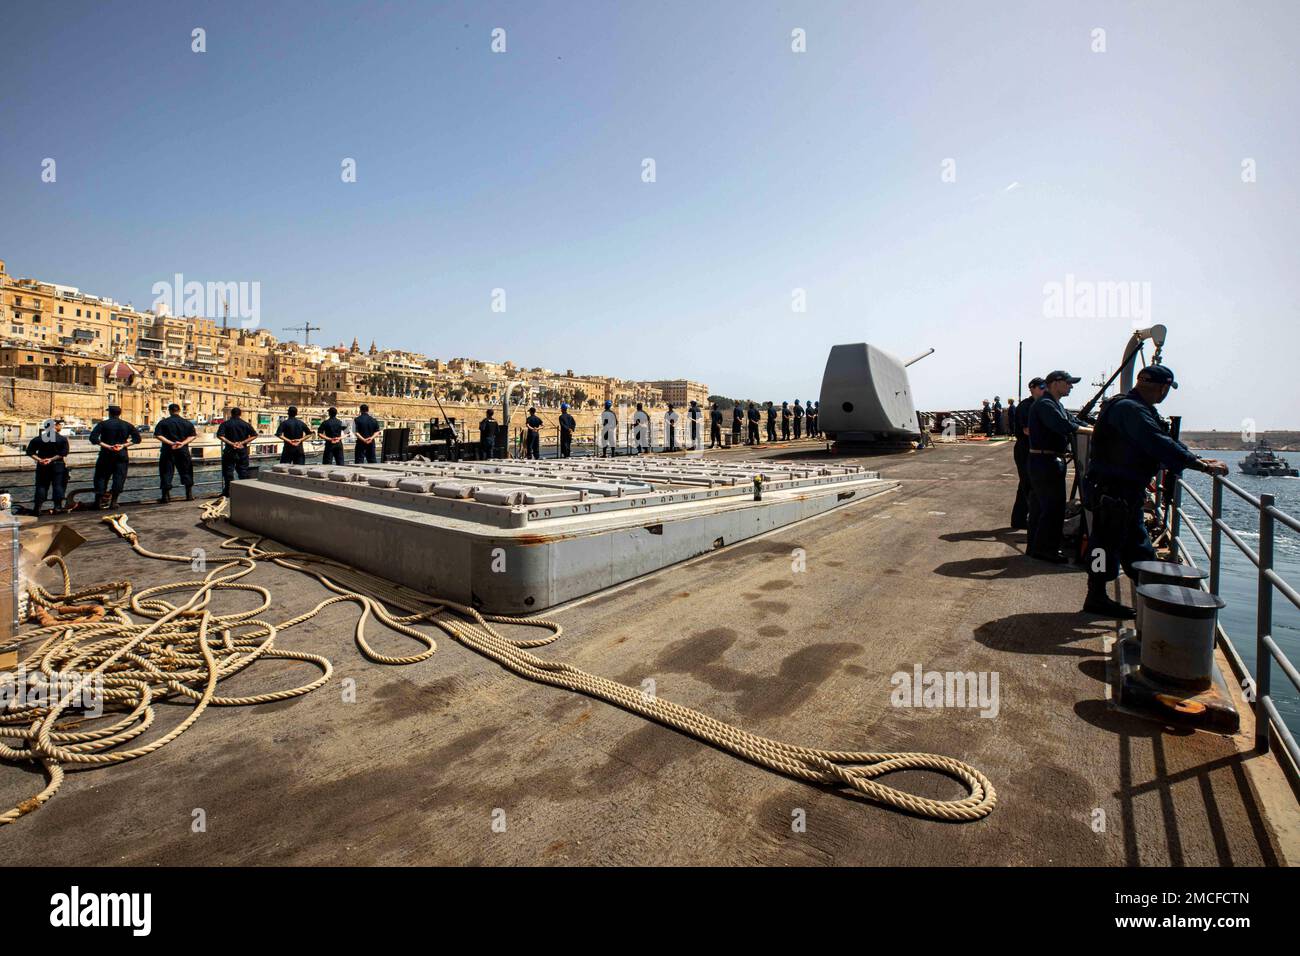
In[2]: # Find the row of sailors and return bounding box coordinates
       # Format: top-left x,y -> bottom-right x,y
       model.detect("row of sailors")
217,404 -> 382,498
476,399 -> 826,459
23,403 -> 384,513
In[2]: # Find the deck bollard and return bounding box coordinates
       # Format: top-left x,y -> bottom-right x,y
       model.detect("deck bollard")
1137,583 -> 1227,691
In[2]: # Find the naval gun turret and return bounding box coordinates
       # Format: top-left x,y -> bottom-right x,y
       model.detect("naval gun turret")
818,344 -> 932,445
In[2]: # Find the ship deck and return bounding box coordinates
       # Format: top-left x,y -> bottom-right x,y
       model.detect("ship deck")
2,440 -> 1297,865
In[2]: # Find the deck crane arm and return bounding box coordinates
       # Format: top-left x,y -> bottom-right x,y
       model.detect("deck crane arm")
1078,324 -> 1167,419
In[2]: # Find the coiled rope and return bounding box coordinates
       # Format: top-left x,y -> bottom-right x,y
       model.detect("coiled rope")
1,500 -> 996,825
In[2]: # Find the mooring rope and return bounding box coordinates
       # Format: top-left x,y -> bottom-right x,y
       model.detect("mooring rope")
0,500 -> 996,825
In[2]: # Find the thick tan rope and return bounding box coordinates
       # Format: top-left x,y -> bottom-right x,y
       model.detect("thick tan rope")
0,500 -> 996,825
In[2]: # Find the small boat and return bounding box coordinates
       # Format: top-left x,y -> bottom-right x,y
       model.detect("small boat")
1238,438 -> 1299,477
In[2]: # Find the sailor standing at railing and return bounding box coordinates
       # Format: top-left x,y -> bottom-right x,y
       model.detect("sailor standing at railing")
25,418 -> 69,515
1081,364 -> 1229,619
216,407 -> 258,498
275,406 -> 311,466
317,408 -> 346,465
354,404 -> 381,463
479,408 -> 500,460
558,403 -> 577,458
687,400 -> 702,449
633,403 -> 651,454
88,405 -> 142,510
524,406 -> 543,459
154,403 -> 197,503
665,403 -> 680,451
600,400 -> 618,457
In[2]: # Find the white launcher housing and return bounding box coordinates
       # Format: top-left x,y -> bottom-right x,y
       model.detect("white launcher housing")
818,343 -> 922,442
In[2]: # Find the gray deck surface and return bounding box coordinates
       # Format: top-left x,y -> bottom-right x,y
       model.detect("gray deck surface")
1,440 -> 1291,865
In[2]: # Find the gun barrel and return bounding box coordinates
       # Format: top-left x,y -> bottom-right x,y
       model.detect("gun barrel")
904,348 -> 935,368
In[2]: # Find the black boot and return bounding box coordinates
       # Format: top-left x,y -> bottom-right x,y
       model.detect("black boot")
185,487 -> 194,501
109,493 -> 120,509
1082,579 -> 1135,619
161,490 -> 171,504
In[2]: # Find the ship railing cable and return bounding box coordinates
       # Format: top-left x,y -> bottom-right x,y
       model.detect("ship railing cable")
1164,471 -> 1300,794
0,498 -> 996,826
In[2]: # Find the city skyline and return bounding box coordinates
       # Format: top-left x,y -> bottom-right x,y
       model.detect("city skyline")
0,252 -> 699,389
2,2 -> 1298,429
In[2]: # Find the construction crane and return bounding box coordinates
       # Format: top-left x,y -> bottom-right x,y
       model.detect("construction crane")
283,323 -> 322,345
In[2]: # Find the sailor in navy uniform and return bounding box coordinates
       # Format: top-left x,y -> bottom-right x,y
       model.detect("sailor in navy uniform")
88,405 -> 142,509
732,405 -> 743,445
709,403 -> 723,448
1026,371 -> 1091,562
781,402 -> 791,441
1082,364 -> 1228,617
524,407 -> 543,459
216,407 -> 258,498
317,408 -> 346,465
154,403 -> 197,502
793,400 -> 804,439
353,404 -> 381,463
558,403 -> 577,458
276,406 -> 311,466
665,404 -> 680,451
687,401 -> 702,449
746,402 -> 761,445
26,419 -> 69,515
765,402 -> 777,442
479,409 -> 500,459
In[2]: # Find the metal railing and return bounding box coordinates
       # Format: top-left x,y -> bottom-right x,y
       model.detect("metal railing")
1167,474 -> 1300,786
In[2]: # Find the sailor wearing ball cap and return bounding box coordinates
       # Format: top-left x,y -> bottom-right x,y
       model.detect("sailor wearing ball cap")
1026,371 -> 1092,562
1081,364 -> 1228,618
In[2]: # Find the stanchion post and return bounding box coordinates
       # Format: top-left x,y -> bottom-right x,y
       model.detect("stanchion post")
1256,492 -> 1275,753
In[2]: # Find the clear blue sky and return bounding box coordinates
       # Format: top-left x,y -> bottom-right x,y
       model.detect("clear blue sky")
2,1 -> 1297,428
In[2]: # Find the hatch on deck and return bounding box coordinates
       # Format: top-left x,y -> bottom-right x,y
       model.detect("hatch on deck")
228,457 -> 898,613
